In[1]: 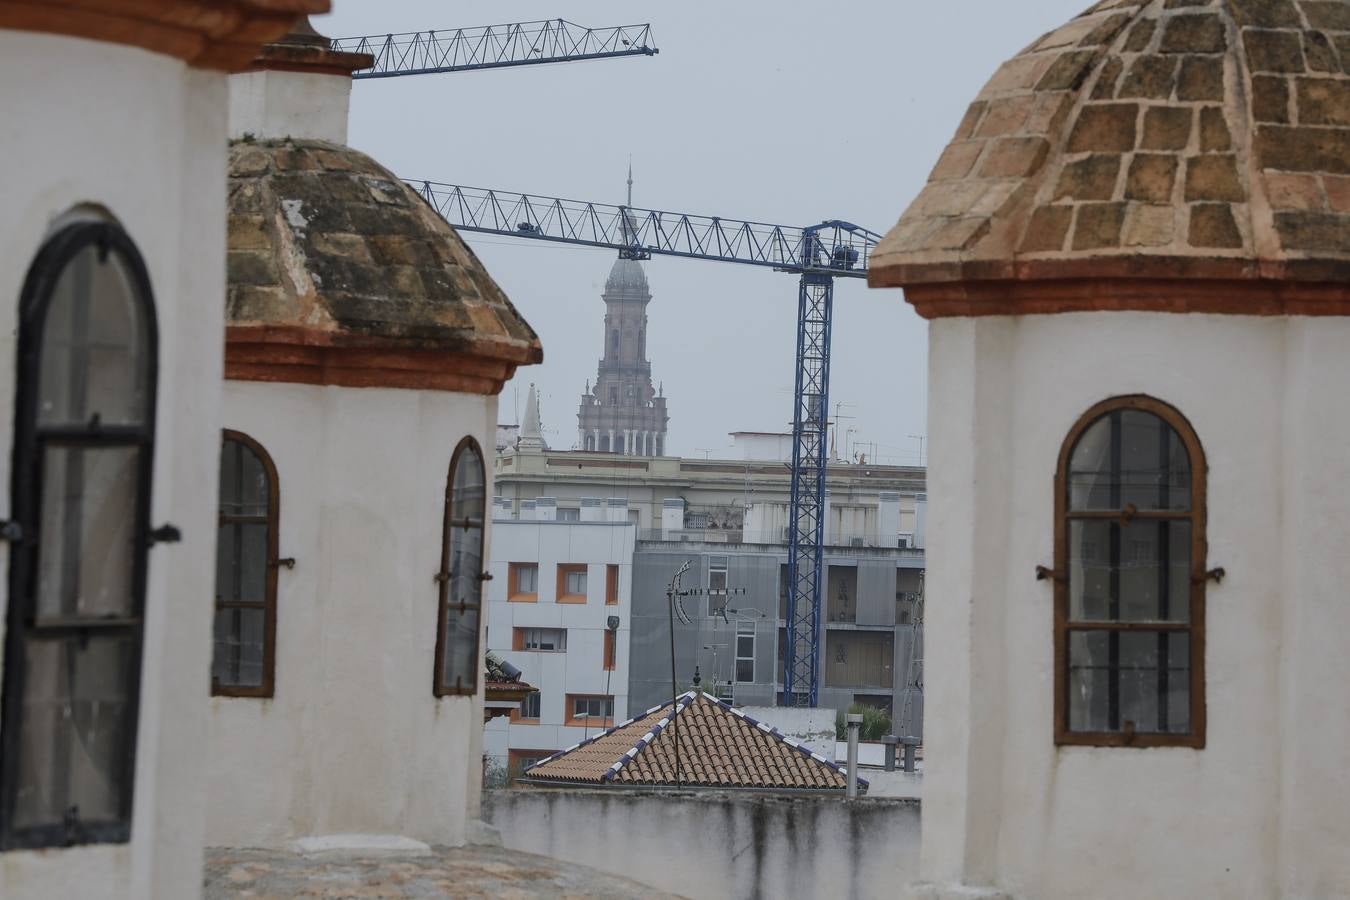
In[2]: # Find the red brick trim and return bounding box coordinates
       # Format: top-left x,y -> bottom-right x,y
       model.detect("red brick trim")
0,0 -> 328,72
900,277 -> 1350,320
225,325 -> 524,395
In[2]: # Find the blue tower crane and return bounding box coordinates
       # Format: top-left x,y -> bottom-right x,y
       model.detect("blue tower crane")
331,19 -> 657,79
411,182 -> 880,707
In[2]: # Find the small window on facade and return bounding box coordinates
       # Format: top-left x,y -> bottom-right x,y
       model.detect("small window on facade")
707,555 -> 728,617
1056,396 -> 1206,748
212,431 -> 279,697
556,564 -> 587,602
736,621 -> 755,683
509,562 -> 539,599
514,627 -> 566,652
434,438 -> 485,696
557,507 -> 580,522
610,329 -> 619,354
518,691 -> 541,720
1,221 -> 157,849
603,630 -> 616,671
605,564 -> 619,605
608,386 -> 618,405
567,694 -> 614,724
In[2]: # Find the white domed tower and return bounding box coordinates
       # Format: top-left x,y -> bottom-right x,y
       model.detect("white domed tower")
871,0 -> 1350,897
577,170 -> 669,455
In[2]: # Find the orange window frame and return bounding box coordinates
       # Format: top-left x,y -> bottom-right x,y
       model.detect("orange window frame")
556,563 -> 588,603
605,564 -> 619,605
508,562 -> 538,602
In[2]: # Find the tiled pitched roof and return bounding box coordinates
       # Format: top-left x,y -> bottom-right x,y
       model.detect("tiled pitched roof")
872,0 -> 1350,291
521,692 -> 862,792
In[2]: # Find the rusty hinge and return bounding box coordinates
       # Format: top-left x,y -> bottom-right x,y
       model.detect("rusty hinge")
1035,565 -> 1065,583
1192,566 -> 1225,585
270,557 -> 296,570
148,523 -> 181,545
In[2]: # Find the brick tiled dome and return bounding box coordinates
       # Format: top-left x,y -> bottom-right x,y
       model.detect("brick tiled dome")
871,0 -> 1350,301
225,138 -> 542,392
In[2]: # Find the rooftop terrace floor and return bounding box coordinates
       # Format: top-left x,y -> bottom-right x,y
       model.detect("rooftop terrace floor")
204,843 -> 681,899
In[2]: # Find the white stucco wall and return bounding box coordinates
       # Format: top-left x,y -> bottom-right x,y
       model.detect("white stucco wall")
916,311 -> 1350,899
0,31 -> 227,900
485,789 -> 920,900
205,380 -> 496,849
228,69 -> 352,143
483,520 -> 635,765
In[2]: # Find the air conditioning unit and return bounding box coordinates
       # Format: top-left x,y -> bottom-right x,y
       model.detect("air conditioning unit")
898,533 -> 914,549
850,537 -> 864,548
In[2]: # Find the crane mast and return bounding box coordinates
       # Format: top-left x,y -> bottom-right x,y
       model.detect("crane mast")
331,19 -> 657,79
414,180 -> 880,706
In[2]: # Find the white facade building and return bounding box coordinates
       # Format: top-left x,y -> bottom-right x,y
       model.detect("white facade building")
484,503 -> 635,779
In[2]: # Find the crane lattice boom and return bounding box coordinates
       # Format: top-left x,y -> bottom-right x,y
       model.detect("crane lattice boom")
414,181 -> 878,277
332,19 -> 657,79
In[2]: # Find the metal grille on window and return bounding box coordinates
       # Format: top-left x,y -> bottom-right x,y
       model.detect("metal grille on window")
1,223 -> 157,849
1057,398 -> 1206,747
435,439 -> 485,696
212,432 -> 277,696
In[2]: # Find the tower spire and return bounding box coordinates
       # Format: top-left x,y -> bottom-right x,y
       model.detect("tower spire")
627,157 -> 633,208
518,383 -> 545,451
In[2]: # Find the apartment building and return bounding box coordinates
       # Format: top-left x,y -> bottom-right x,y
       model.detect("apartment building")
483,498 -> 635,779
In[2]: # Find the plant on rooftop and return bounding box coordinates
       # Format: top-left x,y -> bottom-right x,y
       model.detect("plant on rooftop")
835,704 -> 892,741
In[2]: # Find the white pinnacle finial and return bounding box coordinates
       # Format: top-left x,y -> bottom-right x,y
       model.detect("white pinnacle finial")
627,158 -> 633,208
519,383 -> 545,450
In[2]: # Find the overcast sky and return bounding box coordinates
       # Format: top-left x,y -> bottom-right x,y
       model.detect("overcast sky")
319,1 -> 1089,465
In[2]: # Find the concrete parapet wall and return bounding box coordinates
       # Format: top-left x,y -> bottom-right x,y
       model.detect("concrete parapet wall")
483,789 -> 920,900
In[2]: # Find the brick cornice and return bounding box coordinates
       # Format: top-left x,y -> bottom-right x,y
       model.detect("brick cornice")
0,0 -> 328,72
225,325 -> 522,395
901,277 -> 1350,320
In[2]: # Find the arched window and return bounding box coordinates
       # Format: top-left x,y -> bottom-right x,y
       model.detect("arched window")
610,329 -> 619,354
1,221 -> 157,848
212,430 -> 279,697
1055,396 -> 1206,748
434,437 -> 486,696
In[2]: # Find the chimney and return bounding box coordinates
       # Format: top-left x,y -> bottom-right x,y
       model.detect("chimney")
520,499 -> 537,522
914,493 -> 927,550
878,491 -> 901,546
661,497 -> 685,538
580,498 -> 603,523
535,497 -> 557,522
228,17 -> 373,144
606,498 -> 629,523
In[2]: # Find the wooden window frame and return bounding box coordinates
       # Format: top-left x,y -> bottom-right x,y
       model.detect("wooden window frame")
1054,395 -> 1207,749
0,222 -> 158,849
507,562 -> 538,602
603,629 -> 616,671
212,430 -> 279,698
556,563 -> 588,604
605,563 -> 619,605
564,693 -> 614,727
433,436 -> 486,698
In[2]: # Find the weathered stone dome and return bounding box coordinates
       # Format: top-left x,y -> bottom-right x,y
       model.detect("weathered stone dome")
226,138 -> 542,393
871,0 -> 1350,311
604,256 -> 650,296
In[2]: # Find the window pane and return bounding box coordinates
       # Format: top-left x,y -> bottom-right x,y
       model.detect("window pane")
1068,411 -> 1190,512
449,525 -> 482,607
13,634 -> 136,830
736,659 -> 755,683
212,607 -> 266,689
37,244 -> 149,428
1068,629 -> 1190,734
518,565 -> 538,593
36,445 -> 139,621
219,439 -> 268,517
566,571 -> 587,595
439,605 -> 479,691
737,635 -> 754,657
1069,520 -> 1191,622
451,445 -> 485,524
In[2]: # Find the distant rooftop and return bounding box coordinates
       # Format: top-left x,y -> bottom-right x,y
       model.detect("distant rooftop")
522,691 -> 864,793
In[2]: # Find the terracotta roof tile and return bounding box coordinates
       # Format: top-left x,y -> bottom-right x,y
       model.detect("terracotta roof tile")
521,692 -> 861,792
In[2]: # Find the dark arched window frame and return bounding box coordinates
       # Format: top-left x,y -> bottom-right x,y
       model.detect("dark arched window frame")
1054,395 -> 1207,749
433,437 -> 486,697
1,221 -> 158,849
212,430 -> 280,698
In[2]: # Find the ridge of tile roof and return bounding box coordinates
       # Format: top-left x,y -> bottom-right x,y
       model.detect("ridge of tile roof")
521,691 -> 864,792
